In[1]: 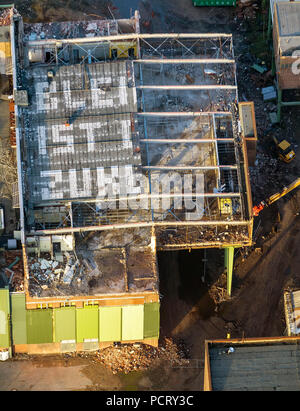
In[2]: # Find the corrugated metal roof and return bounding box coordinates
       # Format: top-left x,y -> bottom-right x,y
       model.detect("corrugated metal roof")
275,2 -> 300,55
270,0 -> 290,24
22,61 -> 141,203
276,2 -> 300,37
209,343 -> 300,391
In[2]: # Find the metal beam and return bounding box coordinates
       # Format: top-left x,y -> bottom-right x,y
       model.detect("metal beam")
225,246 -> 234,297
137,85 -> 237,90
137,112 -> 232,117
11,20 -> 26,245
26,32 -> 233,47
140,138 -> 235,143
142,165 -> 238,170
82,192 -> 241,201
134,59 -> 235,64
212,113 -> 221,183
31,219 -> 250,236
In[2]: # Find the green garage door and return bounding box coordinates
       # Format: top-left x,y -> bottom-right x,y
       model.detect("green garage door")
122,305 -> 144,341
76,305 -> 99,343
144,302 -> 160,339
54,307 -> 76,342
99,306 -> 122,342
0,289 -> 10,349
11,293 -> 27,345
26,309 -> 53,344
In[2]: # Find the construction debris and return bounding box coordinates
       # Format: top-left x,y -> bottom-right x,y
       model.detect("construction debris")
262,86 -> 277,102
91,338 -> 190,374
236,0 -> 259,20
2,250 -> 24,291
0,7 -> 12,26
208,273 -> 231,306
28,252 -> 81,296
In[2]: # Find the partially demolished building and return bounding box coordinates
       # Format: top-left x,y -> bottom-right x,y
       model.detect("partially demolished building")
1,6 -> 255,354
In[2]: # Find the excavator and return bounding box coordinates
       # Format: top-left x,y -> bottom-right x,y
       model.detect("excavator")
253,177 -> 300,216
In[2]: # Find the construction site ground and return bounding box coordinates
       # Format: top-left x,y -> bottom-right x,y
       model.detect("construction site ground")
1,0 -> 300,391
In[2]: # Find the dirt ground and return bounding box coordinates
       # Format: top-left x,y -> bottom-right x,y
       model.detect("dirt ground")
1,0 -> 300,391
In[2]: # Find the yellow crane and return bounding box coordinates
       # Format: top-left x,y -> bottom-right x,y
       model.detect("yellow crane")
253,177 -> 300,216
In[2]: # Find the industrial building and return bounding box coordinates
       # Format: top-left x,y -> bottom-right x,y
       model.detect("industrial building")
204,337 -> 300,391
284,289 -> 300,336
0,5 -> 255,356
268,0 -> 300,120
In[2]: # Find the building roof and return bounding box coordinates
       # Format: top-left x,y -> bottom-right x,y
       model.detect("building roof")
275,2 -> 300,55
276,2 -> 300,37
207,340 -> 300,391
23,61 -> 141,204
15,30 -> 253,245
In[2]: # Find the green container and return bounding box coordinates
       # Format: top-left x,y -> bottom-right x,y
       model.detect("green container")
54,307 -> 76,343
26,309 -> 53,344
11,293 -> 27,345
122,305 -> 144,341
0,288 -> 10,349
193,0 -> 236,6
99,306 -> 122,342
144,302 -> 160,339
76,305 -> 99,343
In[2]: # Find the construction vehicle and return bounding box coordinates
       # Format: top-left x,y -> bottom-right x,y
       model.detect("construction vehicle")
273,136 -> 295,163
253,177 -> 300,216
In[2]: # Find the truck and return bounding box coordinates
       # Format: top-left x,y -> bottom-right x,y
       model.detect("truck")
273,136 -> 296,163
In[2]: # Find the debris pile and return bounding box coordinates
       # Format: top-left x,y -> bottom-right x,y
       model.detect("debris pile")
208,273 -> 231,306
0,7 -> 12,26
236,0 -> 260,20
23,18 -> 119,41
3,250 -> 24,291
92,338 -> 190,374
249,148 -> 292,203
157,225 -> 250,247
28,252 -> 82,296
9,101 -> 16,148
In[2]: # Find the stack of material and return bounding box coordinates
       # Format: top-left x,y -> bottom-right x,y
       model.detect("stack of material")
93,338 -> 189,374
29,253 -> 75,288
9,101 -> 16,148
262,86 -> 277,102
208,273 -> 231,305
236,0 -> 260,20
3,250 -> 24,291
0,8 -> 12,26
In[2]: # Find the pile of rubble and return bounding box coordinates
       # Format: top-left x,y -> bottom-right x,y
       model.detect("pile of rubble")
28,252 -> 81,295
92,338 -> 190,374
236,0 -> 260,20
249,148 -> 292,203
3,250 -> 24,292
0,7 -> 12,26
208,273 -> 231,306
156,225 -> 250,247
